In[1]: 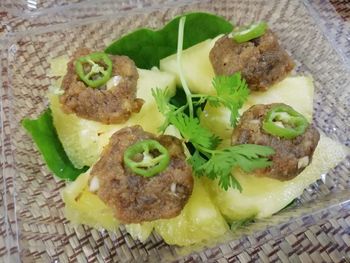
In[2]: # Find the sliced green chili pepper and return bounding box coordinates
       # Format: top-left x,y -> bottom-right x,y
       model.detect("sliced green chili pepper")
231,22 -> 267,43
262,105 -> 309,139
75,52 -> 112,88
123,139 -> 170,177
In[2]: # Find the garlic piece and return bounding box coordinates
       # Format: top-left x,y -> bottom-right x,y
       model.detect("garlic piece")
89,176 -> 100,192
106,75 -> 122,90
298,156 -> 309,169
170,182 -> 177,193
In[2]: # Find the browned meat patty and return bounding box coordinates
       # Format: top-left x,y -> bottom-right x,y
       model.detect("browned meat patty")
60,48 -> 144,124
209,30 -> 295,91
232,104 -> 320,180
90,125 -> 193,224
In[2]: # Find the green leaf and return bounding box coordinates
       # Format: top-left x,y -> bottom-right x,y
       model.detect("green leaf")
152,87 -> 221,150
194,144 -> 275,191
22,109 -> 88,181
168,111 -> 221,150
210,73 -> 250,127
188,150 -> 208,172
105,12 -> 233,69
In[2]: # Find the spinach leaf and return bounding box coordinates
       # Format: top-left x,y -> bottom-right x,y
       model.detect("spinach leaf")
22,109 -> 88,181
105,12 -> 233,69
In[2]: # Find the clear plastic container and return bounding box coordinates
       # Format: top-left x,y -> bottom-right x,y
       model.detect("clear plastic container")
1,0 -> 349,262
303,0 -> 350,70
1,0 -> 87,15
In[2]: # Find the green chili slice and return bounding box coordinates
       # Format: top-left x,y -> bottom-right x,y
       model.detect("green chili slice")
262,105 -> 309,139
75,52 -> 112,88
231,22 -> 267,43
123,139 -> 170,177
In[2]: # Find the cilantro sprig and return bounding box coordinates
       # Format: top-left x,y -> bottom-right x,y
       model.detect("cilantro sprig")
152,17 -> 274,191
192,73 -> 249,127
189,145 -> 274,191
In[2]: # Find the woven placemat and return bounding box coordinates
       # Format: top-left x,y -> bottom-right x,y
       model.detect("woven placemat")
0,0 -> 350,262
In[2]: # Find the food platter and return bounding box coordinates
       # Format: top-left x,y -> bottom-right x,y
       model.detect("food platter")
1,0 -> 349,261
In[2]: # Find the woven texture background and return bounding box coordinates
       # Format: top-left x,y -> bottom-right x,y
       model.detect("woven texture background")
1,0 -> 350,262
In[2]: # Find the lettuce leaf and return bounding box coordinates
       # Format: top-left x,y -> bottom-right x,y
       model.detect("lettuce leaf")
22,109 -> 88,181
105,12 -> 233,69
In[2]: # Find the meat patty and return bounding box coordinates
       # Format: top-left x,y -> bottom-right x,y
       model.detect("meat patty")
60,48 -> 144,124
90,125 -> 193,224
209,30 -> 295,91
232,104 -> 320,180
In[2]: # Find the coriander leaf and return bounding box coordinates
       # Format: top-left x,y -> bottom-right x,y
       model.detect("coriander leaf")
168,111 -> 221,150
153,85 -> 221,150
230,144 -> 275,172
105,12 -> 233,69
194,144 -> 274,191
198,155 -> 243,191
188,150 -> 208,173
152,87 -> 179,132
209,73 -> 249,127
22,109 -> 88,181
152,88 -> 174,115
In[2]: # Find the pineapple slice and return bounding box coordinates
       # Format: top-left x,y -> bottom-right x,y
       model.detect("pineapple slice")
48,55 -> 69,77
63,170 -> 155,241
50,68 -> 176,168
160,36 -> 220,95
242,76 -> 314,121
125,222 -> 155,243
62,171 -> 119,231
154,179 -> 229,246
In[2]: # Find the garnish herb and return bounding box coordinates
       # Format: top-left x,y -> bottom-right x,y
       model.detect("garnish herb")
75,52 -> 112,88
124,139 -> 170,177
231,22 -> 267,43
152,17 -> 274,191
193,73 -> 250,127
190,145 -> 274,191
262,104 -> 309,139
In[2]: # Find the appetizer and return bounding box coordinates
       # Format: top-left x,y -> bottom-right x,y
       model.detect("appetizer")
22,12 -> 349,248
60,48 -> 143,124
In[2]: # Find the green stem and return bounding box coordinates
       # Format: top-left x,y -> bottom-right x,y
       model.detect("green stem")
173,104 -> 188,114
177,16 -> 194,119
194,143 -> 217,156
190,94 -> 207,98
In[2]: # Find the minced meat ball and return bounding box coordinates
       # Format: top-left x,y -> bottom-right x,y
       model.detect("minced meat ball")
60,48 -> 144,124
90,125 -> 193,224
232,104 -> 320,180
209,30 -> 295,91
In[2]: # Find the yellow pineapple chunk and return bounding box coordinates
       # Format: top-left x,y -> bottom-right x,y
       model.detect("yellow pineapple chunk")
62,171 -> 119,231
154,179 -> 229,246
160,37 -> 220,95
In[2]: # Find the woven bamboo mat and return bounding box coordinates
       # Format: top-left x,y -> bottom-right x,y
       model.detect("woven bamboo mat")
1,0 -> 350,262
